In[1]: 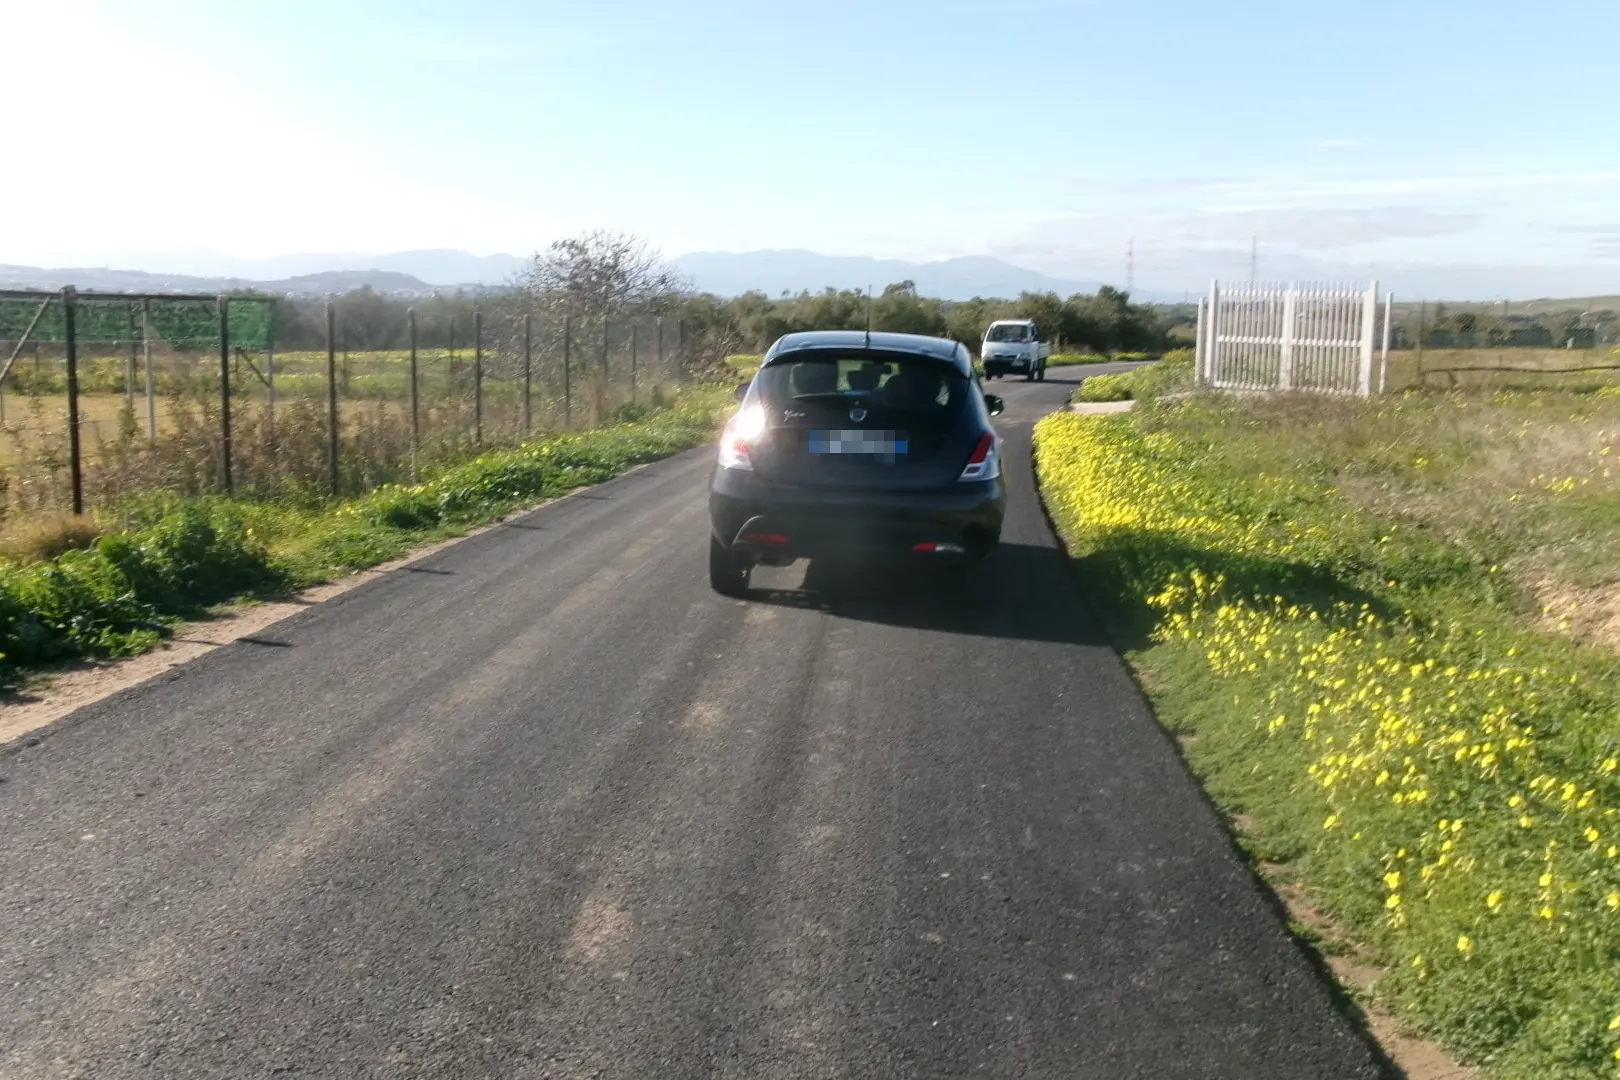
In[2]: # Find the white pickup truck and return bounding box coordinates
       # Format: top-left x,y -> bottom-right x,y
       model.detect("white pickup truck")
980,319 -> 1051,381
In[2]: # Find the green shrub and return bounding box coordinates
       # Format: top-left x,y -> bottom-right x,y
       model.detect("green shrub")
0,384 -> 733,685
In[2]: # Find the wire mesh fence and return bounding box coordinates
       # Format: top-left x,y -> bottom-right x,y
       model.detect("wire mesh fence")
0,289 -> 699,517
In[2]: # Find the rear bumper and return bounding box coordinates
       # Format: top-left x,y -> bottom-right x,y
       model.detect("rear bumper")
710,468 -> 1005,561
984,356 -> 1032,374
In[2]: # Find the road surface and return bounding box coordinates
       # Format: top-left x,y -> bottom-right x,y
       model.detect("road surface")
0,365 -> 1389,1079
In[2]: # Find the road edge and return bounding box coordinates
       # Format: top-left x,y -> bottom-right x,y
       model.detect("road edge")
0,457 -> 675,750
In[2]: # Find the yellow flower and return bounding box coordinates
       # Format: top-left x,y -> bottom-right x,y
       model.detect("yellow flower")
1539,905 -> 1556,920
1607,892 -> 1620,910
1386,894 -> 1402,909
1385,871 -> 1402,890
1610,1014 -> 1620,1031
1587,827 -> 1602,844
1486,890 -> 1504,912
1456,935 -> 1473,957
1539,873 -> 1553,888
1323,814 -> 1340,831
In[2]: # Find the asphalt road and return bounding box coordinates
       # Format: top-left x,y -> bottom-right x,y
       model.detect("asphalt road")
0,364 -> 1388,1079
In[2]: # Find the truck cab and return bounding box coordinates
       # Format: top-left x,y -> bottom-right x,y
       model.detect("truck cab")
980,319 -> 1051,381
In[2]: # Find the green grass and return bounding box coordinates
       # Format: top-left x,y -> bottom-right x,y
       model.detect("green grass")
1072,350 -> 1193,402
1049,351 -> 1157,367
0,384 -> 732,684
1035,387 -> 1620,1079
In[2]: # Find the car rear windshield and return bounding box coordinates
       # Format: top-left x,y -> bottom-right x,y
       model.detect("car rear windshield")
756,353 -> 967,421
985,324 -> 1032,342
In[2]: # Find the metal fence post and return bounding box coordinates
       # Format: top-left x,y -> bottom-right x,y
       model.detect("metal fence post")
142,299 -> 156,442
408,307 -> 420,479
266,300 -> 276,427
522,313 -> 532,436
473,308 -> 483,446
598,317 -> 610,424
630,322 -> 638,405
62,287 -> 83,515
326,299 -> 339,494
563,315 -> 573,428
219,296 -> 233,493
126,304 -> 137,408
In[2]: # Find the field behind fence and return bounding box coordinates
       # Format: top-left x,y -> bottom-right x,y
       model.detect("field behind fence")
0,293 -> 696,516
1384,345 -> 1620,391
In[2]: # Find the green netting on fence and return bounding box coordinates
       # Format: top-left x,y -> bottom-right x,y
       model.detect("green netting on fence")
0,297 -> 274,349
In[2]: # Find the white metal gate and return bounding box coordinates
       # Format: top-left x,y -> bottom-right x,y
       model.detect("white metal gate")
1195,281 -> 1391,396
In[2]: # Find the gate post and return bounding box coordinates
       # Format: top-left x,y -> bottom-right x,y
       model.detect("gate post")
1205,281 -> 1221,387
1358,281 -> 1379,397
1279,285 -> 1298,391
1195,296 -> 1207,383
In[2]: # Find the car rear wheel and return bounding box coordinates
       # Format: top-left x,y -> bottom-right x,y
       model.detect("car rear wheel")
709,535 -> 752,597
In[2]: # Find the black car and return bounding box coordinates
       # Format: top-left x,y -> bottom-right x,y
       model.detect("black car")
708,330 -> 1007,597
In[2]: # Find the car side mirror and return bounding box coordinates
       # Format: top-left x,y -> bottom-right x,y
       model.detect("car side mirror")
984,393 -> 1004,417
735,382 -> 750,402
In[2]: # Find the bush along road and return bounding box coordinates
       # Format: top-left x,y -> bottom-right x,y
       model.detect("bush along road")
0,367 -> 1393,1079
1036,386 -> 1620,1079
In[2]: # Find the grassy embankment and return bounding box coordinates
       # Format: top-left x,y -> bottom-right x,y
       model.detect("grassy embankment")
0,384 -> 732,686
1036,370 -> 1620,1078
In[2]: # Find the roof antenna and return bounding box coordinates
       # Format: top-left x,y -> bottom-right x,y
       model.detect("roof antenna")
864,284 -> 872,348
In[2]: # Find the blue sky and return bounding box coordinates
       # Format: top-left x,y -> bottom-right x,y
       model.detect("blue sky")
5,0 -> 1619,296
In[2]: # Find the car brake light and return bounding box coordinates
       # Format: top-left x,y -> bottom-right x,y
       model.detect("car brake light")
959,433 -> 999,482
743,532 -> 790,546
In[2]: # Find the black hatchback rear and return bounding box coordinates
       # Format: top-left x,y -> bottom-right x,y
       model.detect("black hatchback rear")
708,331 -> 1006,596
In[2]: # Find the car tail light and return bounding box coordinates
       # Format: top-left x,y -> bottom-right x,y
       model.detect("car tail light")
959,433 -> 999,482
719,405 -> 765,471
718,431 -> 753,471
743,532 -> 790,546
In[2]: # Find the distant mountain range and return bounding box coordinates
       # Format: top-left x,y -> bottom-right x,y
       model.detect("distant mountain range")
669,250 -> 1111,301
0,248 -> 1135,302
15,246 -> 1605,303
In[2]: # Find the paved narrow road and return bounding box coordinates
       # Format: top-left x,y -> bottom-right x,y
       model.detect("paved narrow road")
0,366 -> 1387,1079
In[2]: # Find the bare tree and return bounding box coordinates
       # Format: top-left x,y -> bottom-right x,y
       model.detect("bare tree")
519,230 -> 688,321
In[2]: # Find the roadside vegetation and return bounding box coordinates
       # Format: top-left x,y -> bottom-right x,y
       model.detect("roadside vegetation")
0,385 -> 730,686
1072,349 -> 1195,401
1035,385 -> 1620,1078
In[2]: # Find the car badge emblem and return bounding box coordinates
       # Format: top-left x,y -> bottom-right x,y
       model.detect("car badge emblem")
849,407 -> 868,423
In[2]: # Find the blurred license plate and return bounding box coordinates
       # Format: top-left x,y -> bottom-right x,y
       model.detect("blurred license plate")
808,430 -> 908,457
